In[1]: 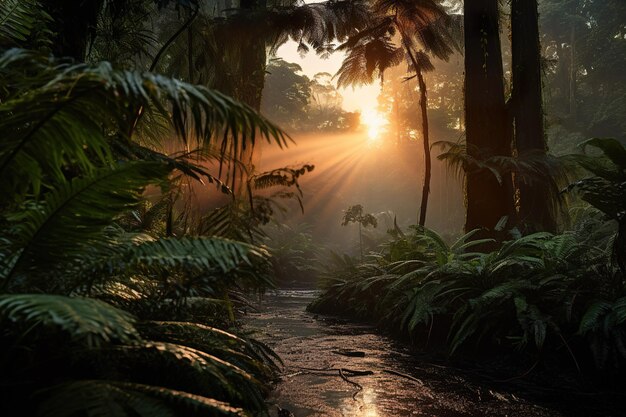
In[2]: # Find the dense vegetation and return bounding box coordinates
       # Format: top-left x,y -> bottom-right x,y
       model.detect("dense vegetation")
311,155 -> 625,370
310,0 -> 626,379
1,0 -> 624,415
0,1 -> 292,416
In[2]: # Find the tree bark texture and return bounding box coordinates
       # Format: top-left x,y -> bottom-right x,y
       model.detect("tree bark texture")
43,0 -> 105,61
569,24 -> 577,117
402,35 -> 432,227
238,0 -> 267,111
511,0 -> 557,233
417,69 -> 431,227
463,0 -> 514,234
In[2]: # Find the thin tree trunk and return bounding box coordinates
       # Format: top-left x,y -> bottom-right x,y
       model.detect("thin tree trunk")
511,0 -> 556,233
358,222 -> 363,261
416,69 -> 431,227
464,0 -> 514,238
402,38 -> 432,227
569,24 -> 577,117
394,91 -> 401,146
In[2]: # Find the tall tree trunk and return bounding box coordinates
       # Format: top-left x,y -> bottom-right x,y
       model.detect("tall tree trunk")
416,69 -> 431,227
394,90 -> 401,146
511,0 -> 557,233
402,36 -> 432,227
44,0 -> 106,60
358,222 -> 363,261
238,36 -> 267,111
569,24 -> 577,117
239,0 -> 267,111
464,0 -> 514,236
233,0 -> 268,194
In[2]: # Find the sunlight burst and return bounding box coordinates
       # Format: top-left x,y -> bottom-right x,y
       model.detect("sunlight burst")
361,108 -> 388,143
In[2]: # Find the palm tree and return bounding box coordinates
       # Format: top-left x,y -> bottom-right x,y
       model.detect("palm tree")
335,0 -> 458,227
131,0 -> 370,110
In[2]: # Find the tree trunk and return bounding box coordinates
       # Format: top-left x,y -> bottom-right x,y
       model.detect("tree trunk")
43,0 -> 106,61
394,90 -> 401,146
232,0 -> 268,194
239,0 -> 267,111
358,222 -> 363,261
511,0 -> 557,233
402,37 -> 432,227
238,37 -> 267,111
464,0 -> 514,236
569,24 -> 577,117
416,69 -> 431,227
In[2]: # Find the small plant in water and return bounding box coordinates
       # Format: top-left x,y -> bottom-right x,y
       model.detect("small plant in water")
342,204 -> 378,260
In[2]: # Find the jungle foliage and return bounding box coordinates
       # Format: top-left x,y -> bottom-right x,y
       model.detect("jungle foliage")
0,1 -> 290,416
261,60 -> 360,132
311,140 -> 626,374
2,0 -> 625,413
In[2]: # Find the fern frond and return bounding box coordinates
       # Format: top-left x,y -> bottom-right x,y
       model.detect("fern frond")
140,321 -> 281,374
86,236 -> 269,279
37,380 -> 245,417
0,49 -> 288,199
2,162 -> 171,291
579,300 -> 612,334
0,294 -> 140,347
91,341 -> 266,411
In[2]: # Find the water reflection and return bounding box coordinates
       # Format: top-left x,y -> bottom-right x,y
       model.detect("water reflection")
342,387 -> 379,417
246,290 -> 568,417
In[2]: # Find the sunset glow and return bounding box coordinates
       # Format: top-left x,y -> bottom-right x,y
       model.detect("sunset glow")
276,42 -> 381,114
361,108 -> 388,143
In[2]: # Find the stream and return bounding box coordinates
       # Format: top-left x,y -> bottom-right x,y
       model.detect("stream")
244,290 -> 620,417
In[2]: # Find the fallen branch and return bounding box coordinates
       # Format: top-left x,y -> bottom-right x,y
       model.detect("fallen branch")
339,368 -> 363,400
292,366 -> 373,376
383,369 -> 424,385
332,349 -> 366,357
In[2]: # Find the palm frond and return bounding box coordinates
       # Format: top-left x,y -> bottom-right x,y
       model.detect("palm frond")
336,19 -> 403,87
579,300 -> 613,334
0,0 -> 51,48
199,204 -> 265,243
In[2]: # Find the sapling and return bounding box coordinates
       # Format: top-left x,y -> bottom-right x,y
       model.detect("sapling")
341,204 -> 377,261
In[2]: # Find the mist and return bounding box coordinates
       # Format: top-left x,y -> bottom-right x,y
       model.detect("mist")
256,129 -> 464,253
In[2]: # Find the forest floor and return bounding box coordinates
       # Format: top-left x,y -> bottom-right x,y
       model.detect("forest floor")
244,289 -> 623,417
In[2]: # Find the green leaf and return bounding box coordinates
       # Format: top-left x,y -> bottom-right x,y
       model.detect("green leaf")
581,138 -> 626,170
579,301 -> 612,334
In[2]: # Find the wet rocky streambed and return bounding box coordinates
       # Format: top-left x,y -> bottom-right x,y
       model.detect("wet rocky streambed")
244,290 -> 623,417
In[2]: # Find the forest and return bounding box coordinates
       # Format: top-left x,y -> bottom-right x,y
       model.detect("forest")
0,0 -> 624,416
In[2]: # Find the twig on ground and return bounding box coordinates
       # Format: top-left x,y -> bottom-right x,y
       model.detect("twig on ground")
383,369 -> 424,385
339,368 -> 363,400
